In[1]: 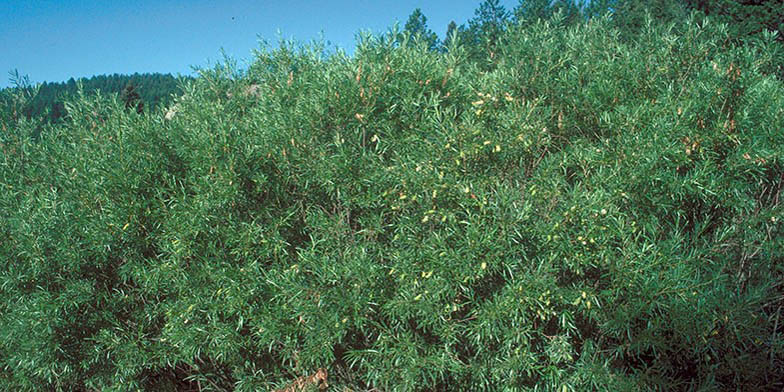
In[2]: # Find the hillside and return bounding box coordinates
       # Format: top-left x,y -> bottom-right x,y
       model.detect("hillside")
3,72 -> 188,123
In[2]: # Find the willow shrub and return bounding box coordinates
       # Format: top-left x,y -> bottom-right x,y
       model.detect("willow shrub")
1,14 -> 782,391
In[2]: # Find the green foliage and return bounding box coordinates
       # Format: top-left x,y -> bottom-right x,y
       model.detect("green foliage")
1,7 -> 783,392
515,0 -> 586,26
603,0 -> 689,36
687,0 -> 784,79
688,0 -> 784,42
582,0 -> 784,78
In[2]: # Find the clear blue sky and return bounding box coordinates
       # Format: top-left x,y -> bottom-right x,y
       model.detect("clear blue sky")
0,0 -> 521,88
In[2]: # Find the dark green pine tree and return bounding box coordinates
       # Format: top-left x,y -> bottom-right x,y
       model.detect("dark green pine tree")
459,0 -> 511,65
513,0 -> 557,24
441,21 -> 459,51
471,0 -> 511,46
402,8 -> 440,50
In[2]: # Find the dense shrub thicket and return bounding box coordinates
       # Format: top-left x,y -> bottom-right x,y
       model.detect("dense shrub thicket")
1,13 -> 782,391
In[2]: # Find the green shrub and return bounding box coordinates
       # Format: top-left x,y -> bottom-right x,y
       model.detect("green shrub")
1,13 -> 782,392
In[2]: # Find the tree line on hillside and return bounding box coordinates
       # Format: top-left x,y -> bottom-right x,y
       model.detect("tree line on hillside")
4,72 -> 189,123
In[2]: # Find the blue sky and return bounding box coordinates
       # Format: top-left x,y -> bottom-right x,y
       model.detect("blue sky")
0,0 -> 521,88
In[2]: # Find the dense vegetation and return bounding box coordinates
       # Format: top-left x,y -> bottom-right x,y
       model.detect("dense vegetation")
2,72 -> 187,123
1,0 -> 782,390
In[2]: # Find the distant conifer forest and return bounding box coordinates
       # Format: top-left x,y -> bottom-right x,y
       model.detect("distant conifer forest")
3,72 -> 190,123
